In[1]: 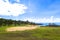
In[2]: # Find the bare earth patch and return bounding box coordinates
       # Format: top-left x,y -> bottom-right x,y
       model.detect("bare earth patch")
6,26 -> 38,32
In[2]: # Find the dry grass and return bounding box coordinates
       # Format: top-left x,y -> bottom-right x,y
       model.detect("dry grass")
6,26 -> 38,32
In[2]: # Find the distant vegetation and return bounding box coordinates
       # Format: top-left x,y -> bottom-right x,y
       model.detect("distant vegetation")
46,23 -> 60,27
0,18 -> 36,27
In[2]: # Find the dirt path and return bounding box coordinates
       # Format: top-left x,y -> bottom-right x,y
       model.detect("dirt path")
6,26 -> 38,32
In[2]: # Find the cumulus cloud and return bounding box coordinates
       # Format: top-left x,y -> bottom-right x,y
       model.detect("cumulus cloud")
0,0 -> 27,16
23,16 -> 60,23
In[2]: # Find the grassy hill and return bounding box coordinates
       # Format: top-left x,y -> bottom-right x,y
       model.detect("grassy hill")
0,27 -> 60,40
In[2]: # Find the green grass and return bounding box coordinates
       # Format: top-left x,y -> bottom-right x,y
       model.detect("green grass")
0,26 -> 60,40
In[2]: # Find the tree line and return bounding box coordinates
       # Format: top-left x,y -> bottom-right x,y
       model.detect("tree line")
0,18 -> 36,27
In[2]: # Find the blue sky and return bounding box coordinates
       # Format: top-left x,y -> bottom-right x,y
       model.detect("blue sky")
0,0 -> 60,23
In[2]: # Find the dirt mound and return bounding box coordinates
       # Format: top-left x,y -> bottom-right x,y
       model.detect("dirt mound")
6,26 -> 38,32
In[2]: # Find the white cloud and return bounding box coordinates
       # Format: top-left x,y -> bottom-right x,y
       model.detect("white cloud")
16,0 -> 20,2
23,16 -> 60,23
0,0 -> 27,16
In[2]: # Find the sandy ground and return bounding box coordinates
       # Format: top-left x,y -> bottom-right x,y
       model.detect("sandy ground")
6,26 -> 38,32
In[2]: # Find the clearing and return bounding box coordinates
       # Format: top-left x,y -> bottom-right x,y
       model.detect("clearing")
6,25 -> 38,32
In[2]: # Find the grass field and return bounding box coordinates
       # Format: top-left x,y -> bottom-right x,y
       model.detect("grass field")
0,26 -> 60,40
